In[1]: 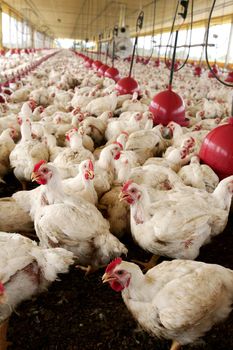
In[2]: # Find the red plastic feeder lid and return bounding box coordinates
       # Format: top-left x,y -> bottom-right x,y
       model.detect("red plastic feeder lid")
115,76 -> 139,95
149,86 -> 188,126
84,58 -> 94,68
199,117 -> 233,179
225,71 -> 233,83
104,67 -> 120,82
194,66 -> 202,76
98,64 -> 109,76
92,60 -> 103,71
208,65 -> 218,78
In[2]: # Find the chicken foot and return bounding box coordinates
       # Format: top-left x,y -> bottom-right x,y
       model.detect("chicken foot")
170,340 -> 181,350
20,180 -> 27,191
0,318 -> 11,350
75,264 -> 97,276
132,255 -> 160,272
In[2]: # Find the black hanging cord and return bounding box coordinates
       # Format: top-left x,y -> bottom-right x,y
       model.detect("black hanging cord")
129,11 -> 144,77
148,0 -> 157,61
205,0 -> 233,87
111,26 -> 118,67
164,0 -> 180,67
176,0 -> 193,71
169,30 -> 179,87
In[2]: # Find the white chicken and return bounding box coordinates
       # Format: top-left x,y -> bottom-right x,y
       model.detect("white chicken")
98,186 -> 131,239
53,128 -> 94,179
85,91 -> 118,116
9,118 -> 49,189
94,142 -> 122,197
119,176 -> 233,260
0,232 -> 74,349
178,155 -> 219,192
31,160 -> 127,272
0,128 -> 17,182
63,159 -> 98,205
80,111 -> 113,145
103,258 -> 233,350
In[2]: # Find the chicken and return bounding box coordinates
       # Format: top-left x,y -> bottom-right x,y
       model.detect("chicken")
9,118 -> 49,189
105,111 -> 153,141
31,161 -> 127,272
98,186 -> 130,238
80,111 -> 113,146
85,91 -> 118,116
63,159 -> 98,205
124,126 -> 167,165
94,142 -> 122,197
102,258 -> 233,350
178,155 -> 219,192
119,176 -> 233,260
144,146 -> 192,173
53,128 -> 94,178
0,232 -> 74,349
0,128 -> 17,182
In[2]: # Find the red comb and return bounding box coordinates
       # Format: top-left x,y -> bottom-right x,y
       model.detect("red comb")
88,160 -> 94,171
121,131 -> 129,136
105,257 -> 122,273
33,160 -> 46,173
121,180 -> 133,192
0,282 -> 4,294
113,141 -> 123,150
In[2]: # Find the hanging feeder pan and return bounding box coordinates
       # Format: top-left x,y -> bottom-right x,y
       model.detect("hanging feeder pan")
92,60 -> 103,71
84,58 -> 94,68
104,67 -> 120,82
208,64 -> 219,78
194,66 -> 202,76
225,72 -> 233,83
149,85 -> 188,126
199,117 -> 233,179
97,64 -> 109,76
166,60 -> 179,71
115,76 -> 139,95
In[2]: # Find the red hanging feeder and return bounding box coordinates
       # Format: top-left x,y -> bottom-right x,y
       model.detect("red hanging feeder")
208,64 -> 218,78
104,67 -> 120,82
154,58 -> 160,67
115,11 -> 144,95
149,84 -> 188,126
199,117 -> 233,179
92,60 -> 103,71
194,66 -> 202,76
115,76 -> 139,95
225,72 -> 233,83
149,30 -> 188,127
84,58 -> 94,68
97,64 -> 109,76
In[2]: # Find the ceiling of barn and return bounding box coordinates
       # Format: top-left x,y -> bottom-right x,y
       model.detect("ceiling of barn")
4,0 -> 233,40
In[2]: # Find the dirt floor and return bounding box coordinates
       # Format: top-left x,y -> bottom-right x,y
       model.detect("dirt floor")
1,174 -> 233,350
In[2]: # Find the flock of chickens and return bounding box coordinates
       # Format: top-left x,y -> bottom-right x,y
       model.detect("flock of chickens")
0,48 -> 233,350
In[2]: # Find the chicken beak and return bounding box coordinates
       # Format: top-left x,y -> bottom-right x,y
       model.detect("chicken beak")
31,172 -> 40,182
0,294 -> 7,304
102,273 -> 115,283
118,191 -> 128,202
87,170 -> 94,179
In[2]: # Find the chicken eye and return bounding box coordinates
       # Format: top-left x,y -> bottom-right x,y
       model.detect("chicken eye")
131,189 -> 135,193
117,270 -> 124,275
42,168 -> 48,173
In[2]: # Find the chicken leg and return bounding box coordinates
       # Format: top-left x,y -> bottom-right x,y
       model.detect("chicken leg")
170,340 -> 181,350
75,264 -> 97,276
0,318 -> 11,350
20,180 -> 27,191
132,255 -> 160,272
